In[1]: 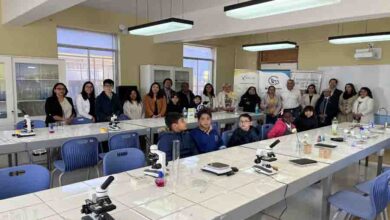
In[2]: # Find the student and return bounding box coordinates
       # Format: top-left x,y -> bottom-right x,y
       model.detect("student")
338,83 -> 358,123
301,84 -> 320,109
45,83 -> 76,125
190,108 -> 225,153
76,81 -> 96,122
162,78 -> 175,102
315,89 -> 339,127
261,86 -> 282,124
177,82 -> 195,109
158,112 -> 196,160
294,106 -> 318,132
202,83 -> 217,110
144,82 -> 167,118
227,114 -> 260,147
280,79 -> 301,119
352,87 -> 374,124
216,83 -> 236,112
193,95 -> 202,109
167,93 -> 183,113
95,79 -> 122,122
239,86 -> 261,112
267,111 -> 296,139
123,88 -> 144,120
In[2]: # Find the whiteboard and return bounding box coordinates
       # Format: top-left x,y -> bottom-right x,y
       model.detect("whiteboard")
318,65 -> 390,111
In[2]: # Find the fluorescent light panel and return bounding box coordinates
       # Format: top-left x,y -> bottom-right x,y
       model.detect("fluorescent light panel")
224,0 -> 341,20
243,41 -> 297,52
128,18 -> 194,36
329,32 -> 390,44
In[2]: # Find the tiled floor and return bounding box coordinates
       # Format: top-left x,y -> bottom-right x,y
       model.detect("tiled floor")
1,151 -> 389,219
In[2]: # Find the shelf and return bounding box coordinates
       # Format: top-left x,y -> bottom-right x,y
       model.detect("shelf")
18,100 -> 46,102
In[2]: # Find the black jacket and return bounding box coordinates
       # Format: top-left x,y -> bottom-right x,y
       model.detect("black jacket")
45,96 -> 76,125
239,94 -> 261,112
320,89 -> 342,105
294,115 -> 319,132
177,91 -> 195,109
167,102 -> 183,114
315,96 -> 339,126
227,127 -> 260,147
95,92 -> 122,122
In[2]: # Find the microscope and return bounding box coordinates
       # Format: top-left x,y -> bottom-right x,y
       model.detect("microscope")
108,115 -> 120,131
144,145 -> 167,178
81,176 -> 116,220
18,115 -> 36,137
253,139 -> 280,175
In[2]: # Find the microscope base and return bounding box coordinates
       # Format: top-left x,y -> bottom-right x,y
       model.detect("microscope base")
253,165 -> 278,176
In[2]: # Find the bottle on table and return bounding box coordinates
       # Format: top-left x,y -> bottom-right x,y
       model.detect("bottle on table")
255,104 -> 260,114
182,107 -> 187,118
331,117 -> 338,135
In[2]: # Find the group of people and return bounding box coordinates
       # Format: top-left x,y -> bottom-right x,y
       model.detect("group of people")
43,77 -> 375,160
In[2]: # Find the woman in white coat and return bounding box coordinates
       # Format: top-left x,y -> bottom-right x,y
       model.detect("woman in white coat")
76,81 -> 96,122
123,88 -> 144,120
301,84 -> 320,108
352,87 -> 374,124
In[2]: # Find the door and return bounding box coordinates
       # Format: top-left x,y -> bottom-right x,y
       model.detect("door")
0,56 -> 14,129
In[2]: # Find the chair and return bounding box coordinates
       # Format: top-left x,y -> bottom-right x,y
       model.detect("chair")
328,171 -> 390,220
71,117 -> 93,125
259,124 -> 274,140
103,148 -> 145,176
118,114 -> 129,121
16,119 -> 47,165
15,120 -> 46,130
221,130 -> 234,146
52,137 -> 99,186
212,121 -> 220,135
0,165 -> 50,199
99,132 -> 140,159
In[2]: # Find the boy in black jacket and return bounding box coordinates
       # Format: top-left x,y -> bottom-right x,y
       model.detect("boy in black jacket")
227,114 -> 260,147
95,79 -> 122,122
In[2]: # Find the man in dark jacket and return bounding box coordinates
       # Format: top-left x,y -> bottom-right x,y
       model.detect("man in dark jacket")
177,82 -> 195,109
95,79 -> 122,122
315,89 -> 338,127
320,78 -> 343,106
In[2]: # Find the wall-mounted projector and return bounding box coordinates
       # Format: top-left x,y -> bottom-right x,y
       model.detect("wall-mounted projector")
354,44 -> 382,60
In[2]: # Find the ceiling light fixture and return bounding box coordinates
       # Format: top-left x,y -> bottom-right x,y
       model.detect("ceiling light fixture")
242,41 -> 297,52
128,0 -> 193,36
329,32 -> 390,44
224,0 -> 341,20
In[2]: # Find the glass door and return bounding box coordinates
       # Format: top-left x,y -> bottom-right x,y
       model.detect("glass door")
13,58 -> 65,121
0,56 -> 14,128
153,69 -> 172,88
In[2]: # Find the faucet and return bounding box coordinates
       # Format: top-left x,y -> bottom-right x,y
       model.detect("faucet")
377,107 -> 389,128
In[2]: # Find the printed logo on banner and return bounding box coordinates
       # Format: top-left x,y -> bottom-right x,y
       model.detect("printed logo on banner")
241,75 -> 257,81
268,76 -> 280,86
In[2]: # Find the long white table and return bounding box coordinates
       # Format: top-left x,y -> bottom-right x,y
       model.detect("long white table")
1,123 -> 389,220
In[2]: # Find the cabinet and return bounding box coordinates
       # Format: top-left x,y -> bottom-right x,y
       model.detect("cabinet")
140,65 -> 193,96
0,57 -> 65,130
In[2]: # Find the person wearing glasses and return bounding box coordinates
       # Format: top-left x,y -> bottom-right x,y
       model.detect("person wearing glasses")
45,83 -> 76,125
95,79 -> 122,122
227,113 -> 260,147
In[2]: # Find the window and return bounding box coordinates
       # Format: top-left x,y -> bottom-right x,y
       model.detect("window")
57,27 -> 117,101
183,45 -> 215,95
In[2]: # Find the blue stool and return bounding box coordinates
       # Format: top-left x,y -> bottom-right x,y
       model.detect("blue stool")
259,124 -> 273,140
71,117 -> 93,125
118,114 -> 129,121
52,137 -> 99,186
221,130 -> 234,146
99,132 -> 140,159
328,170 -> 390,220
0,165 -> 50,199
212,121 -> 220,135
103,148 -> 145,176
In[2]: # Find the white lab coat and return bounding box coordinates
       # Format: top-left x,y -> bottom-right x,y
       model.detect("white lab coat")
76,94 -> 93,120
352,96 -> 374,124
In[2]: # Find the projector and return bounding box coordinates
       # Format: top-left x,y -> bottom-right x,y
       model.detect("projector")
354,47 -> 381,60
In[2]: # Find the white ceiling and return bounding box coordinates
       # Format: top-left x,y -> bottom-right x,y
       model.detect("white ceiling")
81,0 -> 234,20
80,0 -> 390,43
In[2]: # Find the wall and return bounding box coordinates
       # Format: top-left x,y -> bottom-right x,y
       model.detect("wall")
194,17 -> 390,90
0,3 -> 183,86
